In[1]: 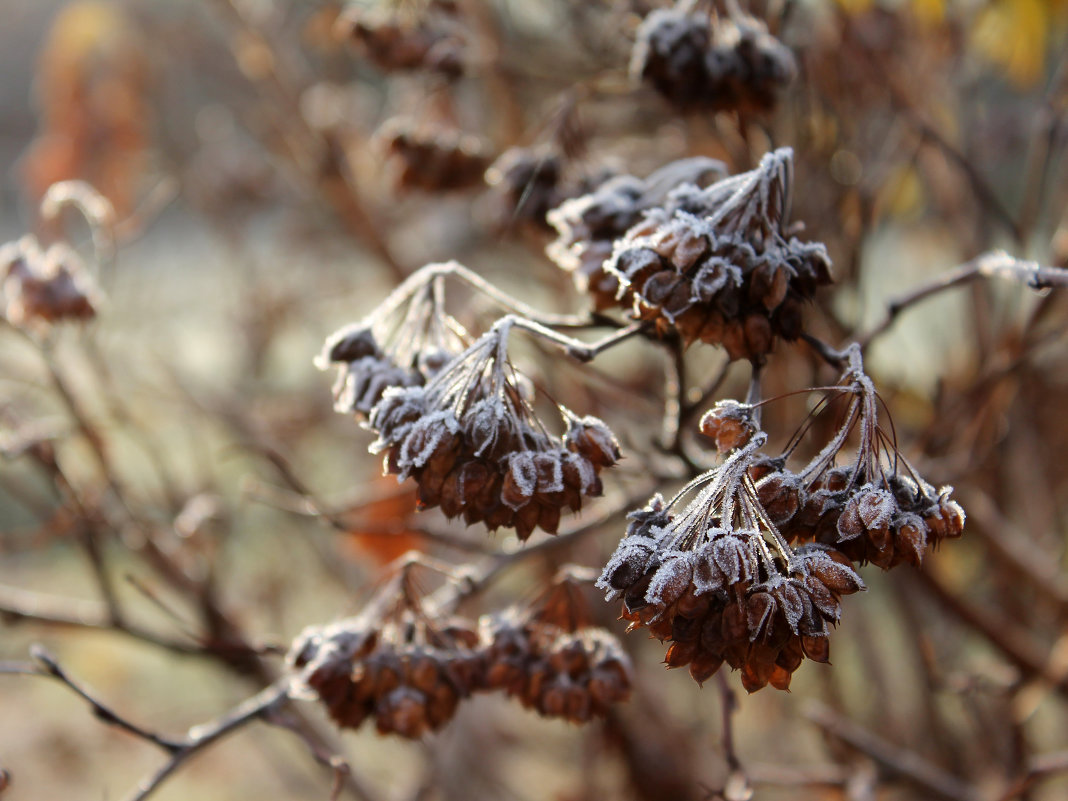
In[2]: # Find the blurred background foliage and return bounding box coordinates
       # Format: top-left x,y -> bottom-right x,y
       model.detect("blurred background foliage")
1,1 -> 1068,800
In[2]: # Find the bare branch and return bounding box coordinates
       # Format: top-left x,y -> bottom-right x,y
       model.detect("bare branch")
805,701 -> 980,801
859,251 -> 1068,349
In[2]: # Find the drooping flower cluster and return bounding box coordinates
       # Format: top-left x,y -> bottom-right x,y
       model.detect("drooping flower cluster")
479,574 -> 632,722
339,1 -> 465,78
319,274 -> 466,420
484,147 -> 567,232
605,148 -> 832,361
289,563 -> 632,737
368,319 -> 620,540
599,433 -> 865,692
378,118 -> 491,193
1,236 -> 100,331
747,346 -> 966,568
631,2 -> 796,114
289,579 -> 484,738
546,157 -> 725,310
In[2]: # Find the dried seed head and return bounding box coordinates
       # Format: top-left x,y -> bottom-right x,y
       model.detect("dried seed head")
547,157 -> 724,310
377,118 -> 492,193
368,324 -> 620,540
631,3 -> 796,114
288,574 -> 485,739
699,400 -> 757,452
340,4 -> 466,77
604,149 -> 832,360
2,238 -> 100,330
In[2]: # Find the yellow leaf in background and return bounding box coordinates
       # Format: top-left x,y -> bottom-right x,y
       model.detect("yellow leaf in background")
834,0 -> 874,15
875,163 -> 925,221
971,0 -> 1048,88
912,0 -> 946,27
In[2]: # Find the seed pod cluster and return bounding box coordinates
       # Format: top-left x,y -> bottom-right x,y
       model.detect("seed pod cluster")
319,277 -> 466,420
290,566 -> 634,737
546,157 -> 725,310
1,237 -> 99,330
338,3 -> 464,78
484,147 -> 566,232
378,119 -> 492,193
605,148 -> 832,362
599,434 -> 865,692
631,3 -> 796,114
368,322 -> 620,540
752,347 -> 965,568
480,609 -> 632,722
289,611 -> 484,738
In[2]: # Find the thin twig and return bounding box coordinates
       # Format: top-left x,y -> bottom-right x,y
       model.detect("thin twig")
909,569 -> 1068,697
27,645 -> 187,753
858,251 -> 1068,349
0,584 -> 201,656
994,750 -> 1068,801
125,681 -> 290,801
805,701 -> 980,801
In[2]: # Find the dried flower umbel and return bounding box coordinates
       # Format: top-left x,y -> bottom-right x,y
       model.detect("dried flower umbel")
631,1 -> 796,114
599,430 -> 865,692
368,317 -> 620,540
750,346 -> 966,568
605,148 -> 832,361
338,2 -> 465,77
480,572 -> 632,722
484,147 -> 566,232
378,119 -> 492,193
1,236 -> 100,331
547,156 -> 725,310
319,274 -> 466,420
289,564 -> 485,738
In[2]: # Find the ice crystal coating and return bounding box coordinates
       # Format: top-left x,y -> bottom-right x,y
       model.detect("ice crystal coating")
367,320 -> 620,540
631,3 -> 796,114
547,157 -> 725,309
604,148 -> 833,362
1,236 -> 100,330
599,422 -> 868,692
320,270 -> 467,420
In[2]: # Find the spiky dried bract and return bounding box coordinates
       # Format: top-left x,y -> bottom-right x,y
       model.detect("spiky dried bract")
378,118 -> 492,193
605,148 -> 832,361
546,157 -> 725,310
339,3 -> 465,77
1,237 -> 100,330
599,432 -> 865,692
319,275 -> 466,420
752,346 -> 965,567
288,610 -> 484,738
368,322 -> 620,540
631,3 -> 796,114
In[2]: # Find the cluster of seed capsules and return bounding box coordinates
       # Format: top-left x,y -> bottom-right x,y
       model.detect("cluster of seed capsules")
737,347 -> 967,568
603,148 -> 832,362
631,2 -> 796,114
321,284 -> 622,542
377,119 -> 492,193
546,157 -> 725,310
480,577 -> 632,723
1,236 -> 99,331
598,349 -> 964,692
289,608 -> 484,738
367,319 -> 620,540
319,277 -> 465,421
288,571 -> 632,736
338,1 -> 465,78
487,149 -> 580,233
